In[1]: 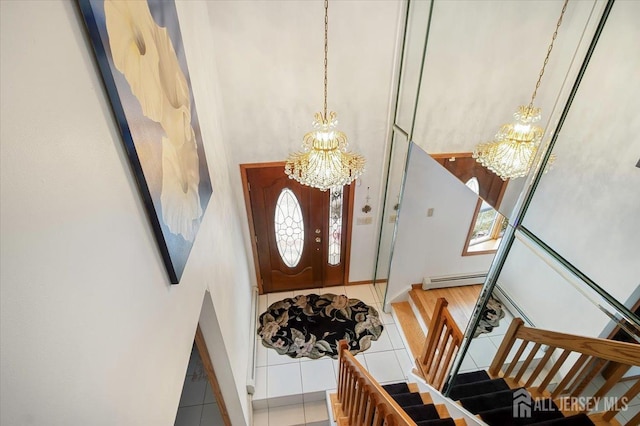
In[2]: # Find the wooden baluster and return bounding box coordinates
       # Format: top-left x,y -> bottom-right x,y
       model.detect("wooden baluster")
514,342 -> 542,383
435,333 -> 456,390
429,326 -> 450,383
489,318 -> 525,377
503,340 -> 529,377
602,378 -> 640,421
354,380 -> 369,426
350,376 -> 365,425
338,340 -> 348,402
569,357 -> 606,398
537,349 -> 571,394
592,362 -> 630,400
419,298 -> 448,378
524,345 -> 556,388
362,391 -> 375,426
551,354 -> 590,399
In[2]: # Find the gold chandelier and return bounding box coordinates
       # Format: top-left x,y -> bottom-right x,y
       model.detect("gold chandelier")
285,0 -> 365,191
473,0 -> 568,180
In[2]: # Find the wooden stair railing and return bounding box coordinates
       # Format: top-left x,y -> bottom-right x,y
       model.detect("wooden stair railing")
416,298 -> 463,391
335,340 -> 418,426
488,318 -> 640,425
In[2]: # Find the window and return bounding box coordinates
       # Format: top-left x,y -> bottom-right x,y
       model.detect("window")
462,179 -> 506,256
327,187 -> 343,265
274,188 -> 304,267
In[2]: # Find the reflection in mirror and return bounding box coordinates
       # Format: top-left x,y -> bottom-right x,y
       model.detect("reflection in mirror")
446,229 -> 640,424
385,143 -> 500,311
373,127 -> 410,304
521,0 -> 640,302
395,0 -> 432,132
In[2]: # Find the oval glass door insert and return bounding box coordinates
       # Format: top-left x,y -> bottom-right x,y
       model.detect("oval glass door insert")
274,188 -> 304,267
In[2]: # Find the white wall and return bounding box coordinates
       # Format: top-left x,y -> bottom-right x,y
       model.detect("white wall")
0,1 -> 252,425
386,144 -> 495,304
206,0 -> 403,282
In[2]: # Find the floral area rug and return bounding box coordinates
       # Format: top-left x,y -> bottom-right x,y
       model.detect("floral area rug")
257,293 -> 384,360
473,296 -> 506,337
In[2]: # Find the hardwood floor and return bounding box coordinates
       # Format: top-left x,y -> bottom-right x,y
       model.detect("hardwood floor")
409,284 -> 482,329
393,284 -> 483,360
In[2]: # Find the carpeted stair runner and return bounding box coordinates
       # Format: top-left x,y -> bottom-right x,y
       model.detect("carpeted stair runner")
448,377 -> 511,400
415,419 -> 456,426
478,404 -> 563,425
447,370 -> 595,426
528,413 -> 596,425
382,383 -> 446,424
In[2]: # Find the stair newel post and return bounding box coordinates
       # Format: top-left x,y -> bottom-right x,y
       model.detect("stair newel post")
488,317 -> 524,377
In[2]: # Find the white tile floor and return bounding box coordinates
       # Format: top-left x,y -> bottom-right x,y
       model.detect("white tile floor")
174,345 -> 225,426
253,284 -> 412,426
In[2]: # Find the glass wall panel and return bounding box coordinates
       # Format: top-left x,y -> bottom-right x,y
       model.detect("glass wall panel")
395,0 -> 432,134
522,0 -> 640,303
373,128 -> 410,304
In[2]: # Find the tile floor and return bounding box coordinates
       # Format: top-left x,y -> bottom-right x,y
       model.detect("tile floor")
174,344 -> 225,426
251,285 -> 639,425
252,284 -> 413,426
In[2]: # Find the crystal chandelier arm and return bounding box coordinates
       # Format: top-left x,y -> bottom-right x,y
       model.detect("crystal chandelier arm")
528,0 -> 569,111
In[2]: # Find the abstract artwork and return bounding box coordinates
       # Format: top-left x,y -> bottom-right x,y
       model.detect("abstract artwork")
78,0 -> 212,283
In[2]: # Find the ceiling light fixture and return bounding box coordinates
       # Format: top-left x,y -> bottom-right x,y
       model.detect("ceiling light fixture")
473,0 -> 568,180
285,0 -> 365,191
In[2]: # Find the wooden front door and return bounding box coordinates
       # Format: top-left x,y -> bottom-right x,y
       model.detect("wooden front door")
243,163 -> 351,293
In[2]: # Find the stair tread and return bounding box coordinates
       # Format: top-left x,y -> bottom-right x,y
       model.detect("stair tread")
392,301 -> 426,359
444,370 -> 492,392
478,401 -> 563,425
458,387 -> 526,414
415,419 -> 456,426
449,378 -> 510,400
403,403 -> 441,422
452,370 -> 491,386
527,413 -> 596,425
383,382 -> 411,395
389,392 -> 424,408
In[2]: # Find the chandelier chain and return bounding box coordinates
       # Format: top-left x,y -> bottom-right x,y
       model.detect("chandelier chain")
528,0 -> 569,111
323,0 -> 329,122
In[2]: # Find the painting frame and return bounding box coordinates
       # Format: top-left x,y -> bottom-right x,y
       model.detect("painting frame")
77,0 -> 212,284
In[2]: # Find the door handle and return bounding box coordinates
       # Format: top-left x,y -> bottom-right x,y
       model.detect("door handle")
315,229 -> 321,234
315,237 -> 321,243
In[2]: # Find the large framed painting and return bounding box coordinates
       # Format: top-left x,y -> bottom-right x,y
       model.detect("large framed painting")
77,0 -> 212,283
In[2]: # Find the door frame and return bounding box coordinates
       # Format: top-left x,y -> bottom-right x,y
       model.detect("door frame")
240,161 -> 355,294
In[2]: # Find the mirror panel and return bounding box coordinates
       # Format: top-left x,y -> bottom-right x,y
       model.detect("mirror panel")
373,128 -> 410,304
522,0 -> 640,302
448,229 -> 639,401
395,0 -> 432,133
404,0 -> 599,217
385,143 -> 501,307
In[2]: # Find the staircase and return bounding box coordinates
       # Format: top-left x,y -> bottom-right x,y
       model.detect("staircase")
448,370 -> 596,425
329,286 -> 640,425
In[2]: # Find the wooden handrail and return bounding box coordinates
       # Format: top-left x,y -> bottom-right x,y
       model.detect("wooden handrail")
488,318 -> 640,424
336,340 -> 417,426
417,298 -> 463,391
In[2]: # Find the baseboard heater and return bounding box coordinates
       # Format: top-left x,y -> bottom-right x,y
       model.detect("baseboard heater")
246,286 -> 259,395
422,272 -> 487,290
